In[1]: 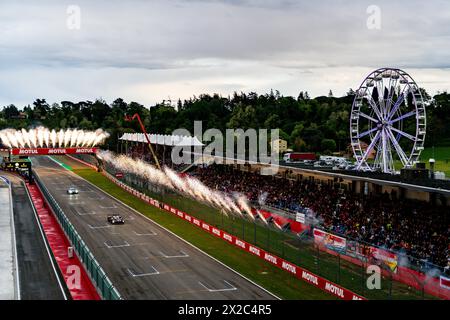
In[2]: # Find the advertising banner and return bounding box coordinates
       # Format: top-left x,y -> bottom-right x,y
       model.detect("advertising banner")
439,276 -> 450,290
295,212 -> 305,224
369,247 -> 398,273
313,228 -> 346,252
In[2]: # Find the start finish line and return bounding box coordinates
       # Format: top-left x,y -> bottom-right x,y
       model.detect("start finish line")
10,147 -> 98,156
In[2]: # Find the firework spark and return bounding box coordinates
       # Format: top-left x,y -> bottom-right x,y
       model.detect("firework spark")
0,127 -> 110,148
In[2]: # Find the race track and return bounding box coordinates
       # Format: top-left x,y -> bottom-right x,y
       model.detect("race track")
31,156 -> 276,300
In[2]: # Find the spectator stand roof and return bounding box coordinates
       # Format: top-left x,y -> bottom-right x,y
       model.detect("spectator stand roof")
119,133 -> 204,147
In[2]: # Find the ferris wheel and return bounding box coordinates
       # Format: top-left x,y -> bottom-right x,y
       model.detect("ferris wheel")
350,68 -> 427,174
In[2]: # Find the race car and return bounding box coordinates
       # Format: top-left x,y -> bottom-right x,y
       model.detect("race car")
67,187 -> 79,195
107,215 -> 125,225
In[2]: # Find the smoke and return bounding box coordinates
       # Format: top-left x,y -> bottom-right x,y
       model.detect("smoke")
98,150 -> 249,216
258,191 -> 268,206
0,127 -> 109,148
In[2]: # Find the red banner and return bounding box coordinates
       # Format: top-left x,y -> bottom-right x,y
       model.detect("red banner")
115,172 -> 124,179
440,276 -> 450,290
11,147 -> 98,155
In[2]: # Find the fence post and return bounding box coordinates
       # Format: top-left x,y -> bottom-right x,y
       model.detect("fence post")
317,244 -> 320,275
361,261 -> 365,295
337,252 -> 341,283
389,271 -> 393,300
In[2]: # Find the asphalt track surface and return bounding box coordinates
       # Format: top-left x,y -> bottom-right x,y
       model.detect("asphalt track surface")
5,173 -> 65,300
31,156 -> 277,300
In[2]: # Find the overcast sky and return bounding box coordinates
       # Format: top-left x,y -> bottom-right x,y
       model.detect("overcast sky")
1,0 -> 450,108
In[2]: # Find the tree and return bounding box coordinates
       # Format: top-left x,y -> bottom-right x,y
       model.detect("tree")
33,99 -> 50,118
2,104 -> 19,119
321,138 -> 337,153
302,124 -> 323,151
264,114 -> 281,129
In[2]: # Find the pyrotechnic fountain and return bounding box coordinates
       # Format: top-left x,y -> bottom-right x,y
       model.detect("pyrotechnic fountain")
0,127 -> 110,149
98,150 -> 253,217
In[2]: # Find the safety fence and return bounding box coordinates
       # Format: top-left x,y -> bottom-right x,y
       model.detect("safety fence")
33,170 -> 122,300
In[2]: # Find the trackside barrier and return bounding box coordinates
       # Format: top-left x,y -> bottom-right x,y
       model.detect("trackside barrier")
100,170 -> 365,300
33,171 -> 122,300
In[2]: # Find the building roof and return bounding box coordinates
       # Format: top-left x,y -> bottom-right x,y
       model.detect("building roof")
119,133 -> 204,147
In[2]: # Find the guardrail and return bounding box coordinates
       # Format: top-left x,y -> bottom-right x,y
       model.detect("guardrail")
33,171 -> 122,300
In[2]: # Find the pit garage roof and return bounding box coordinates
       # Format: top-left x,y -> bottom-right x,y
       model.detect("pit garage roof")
119,133 -> 204,147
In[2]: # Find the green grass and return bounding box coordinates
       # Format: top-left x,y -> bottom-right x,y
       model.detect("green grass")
420,147 -> 450,176
394,146 -> 450,176
72,168 -> 334,300
58,156 -> 436,300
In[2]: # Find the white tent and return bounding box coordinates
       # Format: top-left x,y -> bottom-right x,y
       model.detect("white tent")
119,133 -> 203,147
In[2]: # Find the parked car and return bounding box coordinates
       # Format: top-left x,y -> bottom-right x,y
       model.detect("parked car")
107,215 -> 125,225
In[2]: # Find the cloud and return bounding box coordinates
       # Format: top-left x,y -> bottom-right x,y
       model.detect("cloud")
0,0 -> 450,107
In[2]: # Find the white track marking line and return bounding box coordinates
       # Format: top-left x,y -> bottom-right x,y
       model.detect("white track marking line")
159,250 -> 189,258
75,210 -> 97,216
87,224 -> 111,229
198,280 -> 237,292
127,266 -> 159,277
133,230 -> 157,236
87,196 -> 105,200
104,240 -> 130,249
99,205 -> 118,209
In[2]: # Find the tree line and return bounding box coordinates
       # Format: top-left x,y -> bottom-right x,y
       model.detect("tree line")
1,89 -> 449,153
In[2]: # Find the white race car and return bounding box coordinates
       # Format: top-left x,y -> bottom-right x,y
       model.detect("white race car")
107,215 -> 125,225
67,187 -> 79,195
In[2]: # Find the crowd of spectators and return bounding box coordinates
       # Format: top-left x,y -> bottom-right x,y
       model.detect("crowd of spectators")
193,164 -> 450,268
125,144 -> 185,171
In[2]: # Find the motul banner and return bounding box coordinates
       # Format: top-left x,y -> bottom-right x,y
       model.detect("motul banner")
314,228 -> 347,253
11,147 -> 98,155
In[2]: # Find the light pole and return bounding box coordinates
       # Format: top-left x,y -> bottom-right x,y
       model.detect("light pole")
124,113 -> 161,170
